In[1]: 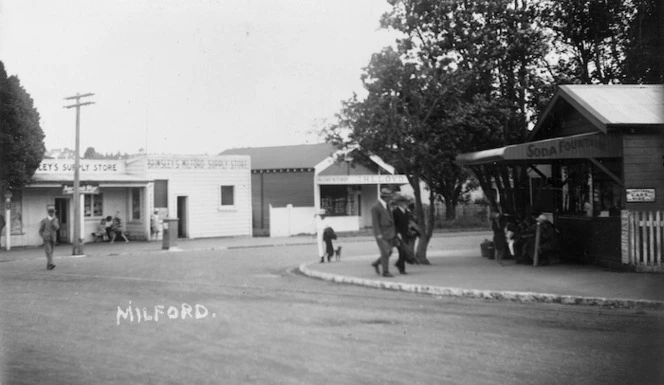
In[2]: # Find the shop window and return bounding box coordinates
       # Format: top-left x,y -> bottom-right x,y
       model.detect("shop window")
220,186 -> 235,207
131,188 -> 142,220
320,185 -> 359,216
84,194 -> 103,217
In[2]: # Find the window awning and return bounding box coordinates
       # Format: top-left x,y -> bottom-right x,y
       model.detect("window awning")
456,132 -> 623,166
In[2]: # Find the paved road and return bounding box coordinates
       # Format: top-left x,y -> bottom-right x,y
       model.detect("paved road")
1,240 -> 663,384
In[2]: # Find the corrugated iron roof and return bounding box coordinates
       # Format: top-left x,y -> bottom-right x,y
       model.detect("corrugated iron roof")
561,84 -> 664,126
220,143 -> 338,170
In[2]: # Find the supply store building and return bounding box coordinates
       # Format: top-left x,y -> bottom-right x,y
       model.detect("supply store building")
3,154 -> 252,248
221,143 -> 407,237
456,84 -> 664,271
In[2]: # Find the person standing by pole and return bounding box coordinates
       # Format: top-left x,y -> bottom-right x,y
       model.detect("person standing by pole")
39,206 -> 59,270
370,187 -> 397,277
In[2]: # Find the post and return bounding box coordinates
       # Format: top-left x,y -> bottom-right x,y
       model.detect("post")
533,222 -> 541,267
64,93 -> 95,256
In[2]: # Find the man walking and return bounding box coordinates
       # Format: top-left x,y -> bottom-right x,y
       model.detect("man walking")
39,206 -> 59,270
371,187 -> 397,277
392,194 -> 414,274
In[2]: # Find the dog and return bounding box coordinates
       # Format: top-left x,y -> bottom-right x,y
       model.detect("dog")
334,246 -> 342,261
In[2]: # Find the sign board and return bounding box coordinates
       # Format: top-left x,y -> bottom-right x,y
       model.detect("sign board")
316,174 -> 408,185
508,133 -> 623,160
147,156 -> 250,170
626,188 -> 656,202
62,184 -> 100,195
36,160 -> 125,174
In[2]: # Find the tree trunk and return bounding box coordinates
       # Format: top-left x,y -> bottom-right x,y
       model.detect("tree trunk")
411,175 -> 431,265
444,199 -> 455,220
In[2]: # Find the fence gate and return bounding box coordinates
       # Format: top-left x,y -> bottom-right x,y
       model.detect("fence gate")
623,210 -> 664,272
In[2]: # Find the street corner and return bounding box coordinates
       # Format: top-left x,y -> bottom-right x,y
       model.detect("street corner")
298,260 -> 664,312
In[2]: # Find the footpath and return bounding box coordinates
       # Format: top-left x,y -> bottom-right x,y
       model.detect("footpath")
2,231 -> 663,310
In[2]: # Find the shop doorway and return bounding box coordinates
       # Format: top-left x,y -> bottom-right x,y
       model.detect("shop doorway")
54,198 -> 69,244
176,196 -> 188,238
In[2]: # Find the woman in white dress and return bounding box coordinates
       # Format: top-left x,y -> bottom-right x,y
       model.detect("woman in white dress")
314,209 -> 329,263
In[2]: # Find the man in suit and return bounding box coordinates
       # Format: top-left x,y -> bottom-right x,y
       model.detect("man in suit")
371,187 -> 397,277
39,206 -> 60,270
392,194 -> 414,274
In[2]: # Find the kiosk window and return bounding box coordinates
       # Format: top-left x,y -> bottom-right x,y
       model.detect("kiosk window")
84,194 -> 103,217
559,160 -> 622,216
220,186 -> 234,206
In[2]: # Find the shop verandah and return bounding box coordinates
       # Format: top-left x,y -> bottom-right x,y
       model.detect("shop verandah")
456,85 -> 664,272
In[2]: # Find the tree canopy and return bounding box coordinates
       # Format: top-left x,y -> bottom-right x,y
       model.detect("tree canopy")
0,61 -> 46,192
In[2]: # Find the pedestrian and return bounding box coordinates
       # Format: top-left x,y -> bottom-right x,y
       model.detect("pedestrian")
370,187 -> 397,277
39,206 -> 59,270
150,209 -> 161,241
392,194 -> 414,274
323,225 -> 337,262
314,209 -> 329,263
0,213 -> 5,249
110,212 -> 130,243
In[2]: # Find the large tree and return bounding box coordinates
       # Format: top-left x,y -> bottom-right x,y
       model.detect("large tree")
0,61 -> 45,192
325,44 -> 509,263
545,0 -> 663,84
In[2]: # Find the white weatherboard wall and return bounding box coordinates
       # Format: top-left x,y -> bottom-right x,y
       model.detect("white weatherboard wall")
142,155 -> 252,238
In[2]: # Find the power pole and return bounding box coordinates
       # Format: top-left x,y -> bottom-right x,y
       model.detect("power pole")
64,92 -> 95,256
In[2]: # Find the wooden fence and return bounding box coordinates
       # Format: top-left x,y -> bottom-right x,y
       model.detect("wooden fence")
624,210 -> 664,271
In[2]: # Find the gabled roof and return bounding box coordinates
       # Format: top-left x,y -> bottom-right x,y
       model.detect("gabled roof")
220,143 -> 338,170
529,84 -> 664,139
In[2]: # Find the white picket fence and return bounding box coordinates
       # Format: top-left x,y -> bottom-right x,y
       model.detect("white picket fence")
269,204 -> 316,237
625,210 -> 664,271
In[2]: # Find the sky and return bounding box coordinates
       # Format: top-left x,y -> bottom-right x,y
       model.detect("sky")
0,0 -> 397,155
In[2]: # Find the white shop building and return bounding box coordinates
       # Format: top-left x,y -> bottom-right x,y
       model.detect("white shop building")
3,155 -> 252,248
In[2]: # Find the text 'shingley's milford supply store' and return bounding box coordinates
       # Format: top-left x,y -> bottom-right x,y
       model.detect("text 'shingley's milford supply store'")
456,85 -> 664,272
2,155 -> 252,248
221,143 -> 408,237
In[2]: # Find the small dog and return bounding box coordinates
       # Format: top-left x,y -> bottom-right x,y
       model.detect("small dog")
334,246 -> 342,261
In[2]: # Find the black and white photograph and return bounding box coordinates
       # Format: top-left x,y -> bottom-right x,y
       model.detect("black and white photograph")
0,0 -> 663,384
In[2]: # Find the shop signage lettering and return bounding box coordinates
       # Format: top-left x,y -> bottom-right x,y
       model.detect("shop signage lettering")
526,136 -> 605,158
147,158 -> 249,170
626,188 -> 656,203
37,160 -> 122,173
62,184 -> 100,194
317,175 -> 408,185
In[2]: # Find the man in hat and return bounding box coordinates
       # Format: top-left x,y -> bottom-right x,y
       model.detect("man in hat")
39,206 -> 60,270
370,187 -> 397,277
392,193 -> 414,274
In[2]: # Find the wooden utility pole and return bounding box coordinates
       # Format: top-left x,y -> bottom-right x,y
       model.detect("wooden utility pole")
64,93 -> 95,256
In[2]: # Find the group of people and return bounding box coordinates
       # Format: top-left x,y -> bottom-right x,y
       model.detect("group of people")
94,212 -> 130,243
492,212 -> 562,265
315,187 -> 421,277
370,187 -> 420,277
39,206 -> 163,270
